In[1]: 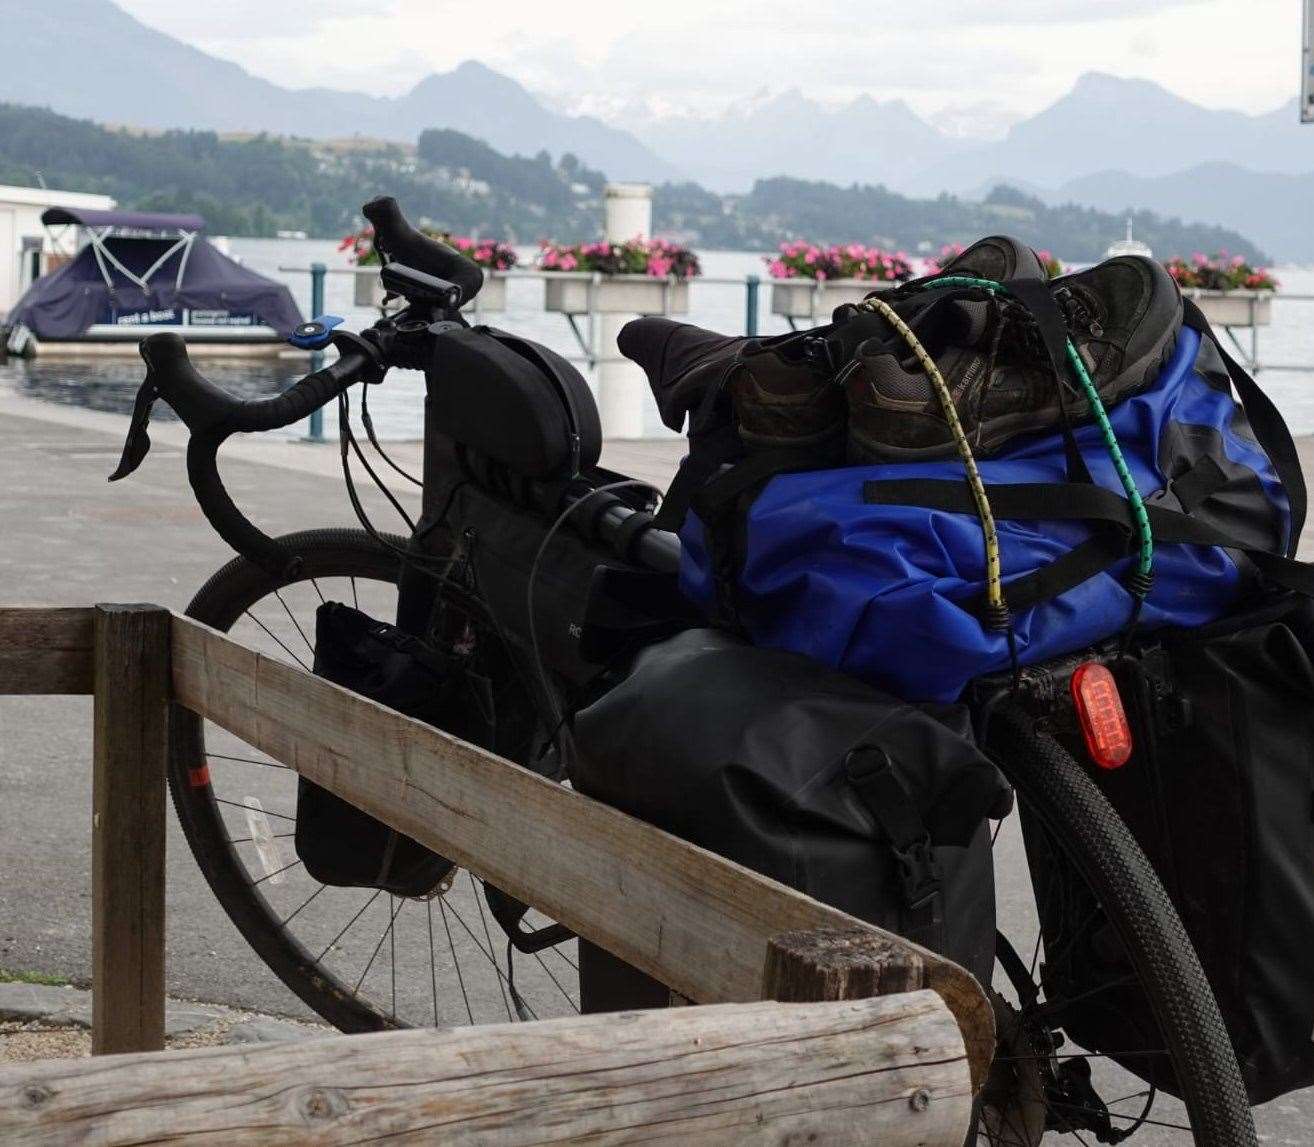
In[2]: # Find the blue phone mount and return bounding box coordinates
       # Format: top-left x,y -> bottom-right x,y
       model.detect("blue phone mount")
288,314 -> 345,350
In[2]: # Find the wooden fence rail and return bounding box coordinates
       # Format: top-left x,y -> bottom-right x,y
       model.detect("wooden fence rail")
0,993 -> 970,1144
0,603 -> 992,1143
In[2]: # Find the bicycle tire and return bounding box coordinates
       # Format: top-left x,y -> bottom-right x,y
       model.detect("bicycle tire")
169,527 -> 440,1031
987,701 -> 1256,1147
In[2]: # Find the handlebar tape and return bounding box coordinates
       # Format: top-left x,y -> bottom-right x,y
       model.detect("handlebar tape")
361,196 -> 483,304
138,333 -> 374,578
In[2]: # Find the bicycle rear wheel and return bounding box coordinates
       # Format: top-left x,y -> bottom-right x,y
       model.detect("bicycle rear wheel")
979,702 -> 1255,1146
168,527 -> 578,1031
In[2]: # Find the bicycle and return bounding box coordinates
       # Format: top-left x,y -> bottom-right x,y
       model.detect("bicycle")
112,196 -> 1257,1146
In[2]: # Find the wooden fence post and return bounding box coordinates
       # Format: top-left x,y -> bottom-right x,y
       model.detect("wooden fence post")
763,926 -> 926,1002
92,604 -> 170,1055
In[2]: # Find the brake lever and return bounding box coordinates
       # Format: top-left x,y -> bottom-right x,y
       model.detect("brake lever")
108,376 -> 160,482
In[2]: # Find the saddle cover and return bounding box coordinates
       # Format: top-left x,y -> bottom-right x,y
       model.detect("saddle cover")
680,322 -> 1294,702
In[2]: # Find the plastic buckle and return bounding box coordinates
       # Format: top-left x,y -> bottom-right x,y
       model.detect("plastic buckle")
288,314 -> 344,350
892,837 -> 943,914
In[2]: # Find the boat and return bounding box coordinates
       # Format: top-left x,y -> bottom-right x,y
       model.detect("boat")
1105,218 -> 1153,260
3,208 -> 303,357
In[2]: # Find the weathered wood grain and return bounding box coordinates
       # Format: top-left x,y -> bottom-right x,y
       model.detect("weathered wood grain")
92,604 -> 170,1055
0,606 -> 95,694
0,993 -> 971,1145
170,615 -> 994,1086
764,926 -> 926,1002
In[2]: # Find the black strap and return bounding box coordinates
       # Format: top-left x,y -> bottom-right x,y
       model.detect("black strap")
1003,278 -> 1096,488
651,421 -> 741,532
610,510 -> 654,563
1181,298 -> 1306,555
844,746 -> 943,950
864,476 -> 1314,603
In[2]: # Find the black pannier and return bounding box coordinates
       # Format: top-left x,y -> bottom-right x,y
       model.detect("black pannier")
572,628 -> 1013,990
1050,595 -> 1314,1104
295,602 -> 478,897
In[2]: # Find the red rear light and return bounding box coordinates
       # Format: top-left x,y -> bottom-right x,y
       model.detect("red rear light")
1071,661 -> 1133,769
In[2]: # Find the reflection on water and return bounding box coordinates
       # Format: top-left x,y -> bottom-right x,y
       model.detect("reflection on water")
0,355 -> 298,422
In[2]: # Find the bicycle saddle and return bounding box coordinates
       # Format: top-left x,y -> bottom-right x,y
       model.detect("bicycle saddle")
618,317 -> 749,432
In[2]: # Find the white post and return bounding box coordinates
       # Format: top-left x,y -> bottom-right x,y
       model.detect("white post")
598,183 -> 652,439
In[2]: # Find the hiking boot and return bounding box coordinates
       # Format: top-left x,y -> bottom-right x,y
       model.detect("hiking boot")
845,254 -> 1182,462
1050,255 -> 1183,409
933,234 -> 1047,284
728,330 -> 845,460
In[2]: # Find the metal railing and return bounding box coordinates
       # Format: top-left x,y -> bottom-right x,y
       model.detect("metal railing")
278,264 -> 1313,440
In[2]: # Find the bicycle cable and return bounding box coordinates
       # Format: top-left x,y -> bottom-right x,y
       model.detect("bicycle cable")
525,479 -> 664,731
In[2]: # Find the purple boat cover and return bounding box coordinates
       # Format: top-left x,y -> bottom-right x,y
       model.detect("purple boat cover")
6,235 -> 303,339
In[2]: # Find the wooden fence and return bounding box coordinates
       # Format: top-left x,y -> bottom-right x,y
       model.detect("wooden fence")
0,604 -> 992,1144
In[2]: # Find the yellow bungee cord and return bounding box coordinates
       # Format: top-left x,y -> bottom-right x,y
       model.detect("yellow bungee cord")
858,295 -> 1008,625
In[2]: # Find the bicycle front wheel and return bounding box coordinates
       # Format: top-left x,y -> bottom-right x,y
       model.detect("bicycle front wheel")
167,527 -> 578,1032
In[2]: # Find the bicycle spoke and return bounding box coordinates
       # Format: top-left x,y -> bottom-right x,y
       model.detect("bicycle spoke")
470,873 -> 513,1021
351,576 -> 359,610
317,889 -> 383,963
426,900 -> 441,1027
273,588 -> 314,656
1049,1100 -> 1192,1134
214,796 -> 297,822
438,899 -> 474,1026
208,752 -> 289,770
278,883 -> 328,928
353,894 -> 405,996
390,894 -> 398,1020
529,947 -> 579,1012
309,577 -> 325,605
1036,972 -> 1139,1015
251,858 -> 302,887
243,608 -> 310,671
441,895 -> 538,1021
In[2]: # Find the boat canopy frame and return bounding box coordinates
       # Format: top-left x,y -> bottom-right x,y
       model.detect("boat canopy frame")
39,207 -> 206,295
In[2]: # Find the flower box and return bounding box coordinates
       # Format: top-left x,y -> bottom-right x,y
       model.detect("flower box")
543,275 -> 689,316
770,278 -> 898,321
353,269 -> 507,313
1183,289 -> 1272,328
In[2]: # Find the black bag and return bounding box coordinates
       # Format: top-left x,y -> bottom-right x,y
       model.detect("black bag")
426,325 -> 602,479
573,628 -> 1013,986
445,480 -> 697,686
295,602 -> 489,897
1053,595 -> 1314,1104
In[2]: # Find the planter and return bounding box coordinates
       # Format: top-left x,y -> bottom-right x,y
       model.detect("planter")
770,278 -> 898,321
1183,289 -> 1273,327
543,275 -> 689,316
353,268 -> 507,313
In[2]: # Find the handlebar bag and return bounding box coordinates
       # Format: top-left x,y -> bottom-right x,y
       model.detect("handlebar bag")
426,325 -> 601,479
572,627 -> 1013,991
295,601 -> 493,897
1035,594 -> 1314,1104
679,309 -> 1306,703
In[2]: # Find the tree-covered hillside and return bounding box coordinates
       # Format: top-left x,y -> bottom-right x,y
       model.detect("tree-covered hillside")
0,102 -> 1267,262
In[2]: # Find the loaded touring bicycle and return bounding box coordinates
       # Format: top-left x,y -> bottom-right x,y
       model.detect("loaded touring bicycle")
110,197 -> 1314,1145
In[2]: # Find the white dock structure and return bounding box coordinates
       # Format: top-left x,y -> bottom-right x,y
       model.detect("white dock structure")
0,184 -> 116,319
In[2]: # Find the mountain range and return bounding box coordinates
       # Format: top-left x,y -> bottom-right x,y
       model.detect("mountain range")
5,0 -> 1312,258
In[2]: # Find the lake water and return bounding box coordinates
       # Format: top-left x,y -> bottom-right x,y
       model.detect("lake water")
4,237 -> 1314,442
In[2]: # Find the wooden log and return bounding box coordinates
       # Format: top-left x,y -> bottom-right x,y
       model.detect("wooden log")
0,994 -> 972,1145
92,604 -> 170,1055
170,616 -> 994,1087
0,606 -> 94,694
764,926 -> 926,1003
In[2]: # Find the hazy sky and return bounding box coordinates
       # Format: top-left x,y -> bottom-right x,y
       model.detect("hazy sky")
117,0 -> 1303,134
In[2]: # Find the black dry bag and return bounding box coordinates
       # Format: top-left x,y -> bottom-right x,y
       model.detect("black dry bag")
572,628 -> 1012,996
295,602 -> 487,898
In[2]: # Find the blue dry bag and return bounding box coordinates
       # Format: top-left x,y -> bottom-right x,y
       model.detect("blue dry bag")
678,304 -> 1311,702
